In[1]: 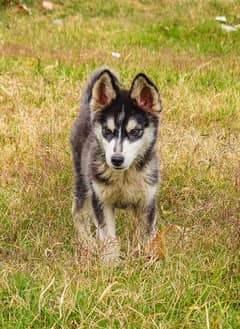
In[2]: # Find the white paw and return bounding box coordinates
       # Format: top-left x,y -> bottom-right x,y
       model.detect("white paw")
101,237 -> 120,264
78,237 -> 97,259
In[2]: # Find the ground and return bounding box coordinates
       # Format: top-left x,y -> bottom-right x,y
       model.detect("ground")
0,1 -> 239,328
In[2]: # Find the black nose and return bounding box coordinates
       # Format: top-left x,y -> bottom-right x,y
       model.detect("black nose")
111,155 -> 124,167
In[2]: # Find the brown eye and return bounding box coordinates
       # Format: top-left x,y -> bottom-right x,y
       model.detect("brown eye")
129,128 -> 142,137
102,127 -> 113,137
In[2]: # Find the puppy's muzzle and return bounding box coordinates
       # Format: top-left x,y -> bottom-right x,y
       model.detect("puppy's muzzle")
111,154 -> 124,168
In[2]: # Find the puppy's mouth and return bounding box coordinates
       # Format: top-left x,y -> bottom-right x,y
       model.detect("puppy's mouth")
109,164 -> 129,171
112,166 -> 128,171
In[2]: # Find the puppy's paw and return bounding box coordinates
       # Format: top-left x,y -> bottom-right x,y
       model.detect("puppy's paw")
77,237 -> 97,261
101,237 -> 120,264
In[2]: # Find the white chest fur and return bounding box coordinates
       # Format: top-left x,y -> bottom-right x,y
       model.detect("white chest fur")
93,163 -> 158,209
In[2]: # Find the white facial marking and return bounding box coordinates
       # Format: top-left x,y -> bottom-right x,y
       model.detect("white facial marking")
121,126 -> 154,169
118,106 -> 125,123
106,117 -> 115,132
105,138 -> 116,167
126,119 -> 138,133
114,126 -> 122,153
94,122 -> 117,169
94,111 -> 155,171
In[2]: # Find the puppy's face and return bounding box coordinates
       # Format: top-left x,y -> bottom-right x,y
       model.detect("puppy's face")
90,70 -> 162,171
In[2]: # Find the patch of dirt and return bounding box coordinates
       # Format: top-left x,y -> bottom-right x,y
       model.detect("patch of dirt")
151,48 -> 216,71
0,42 -> 225,71
0,41 -> 107,64
0,42 -> 34,58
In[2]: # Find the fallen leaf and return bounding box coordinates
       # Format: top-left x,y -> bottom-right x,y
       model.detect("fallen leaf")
42,1 -> 54,10
18,3 -> 32,14
145,225 -> 174,259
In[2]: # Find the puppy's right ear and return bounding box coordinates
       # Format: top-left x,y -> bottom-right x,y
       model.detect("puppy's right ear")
90,70 -> 119,112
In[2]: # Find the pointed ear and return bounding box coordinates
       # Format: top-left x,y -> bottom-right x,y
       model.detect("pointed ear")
130,73 -> 162,113
90,70 -> 119,112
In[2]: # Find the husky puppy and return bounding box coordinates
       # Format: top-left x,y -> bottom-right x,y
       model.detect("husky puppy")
70,68 -> 162,262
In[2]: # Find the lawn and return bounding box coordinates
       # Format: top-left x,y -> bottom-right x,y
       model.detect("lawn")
0,0 -> 239,328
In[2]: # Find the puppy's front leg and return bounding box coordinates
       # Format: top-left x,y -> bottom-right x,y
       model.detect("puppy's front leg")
72,197 -> 96,257
145,198 -> 157,245
92,192 -> 120,263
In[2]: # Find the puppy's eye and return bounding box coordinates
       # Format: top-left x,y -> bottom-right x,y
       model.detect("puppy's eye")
102,127 -> 113,137
129,128 -> 142,137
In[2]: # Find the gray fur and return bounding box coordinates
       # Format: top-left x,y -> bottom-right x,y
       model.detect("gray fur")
70,67 -> 162,262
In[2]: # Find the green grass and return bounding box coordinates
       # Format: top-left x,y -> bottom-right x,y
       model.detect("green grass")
0,0 -> 240,328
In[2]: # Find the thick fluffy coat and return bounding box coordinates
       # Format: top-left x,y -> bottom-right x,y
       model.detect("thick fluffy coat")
70,68 -> 162,262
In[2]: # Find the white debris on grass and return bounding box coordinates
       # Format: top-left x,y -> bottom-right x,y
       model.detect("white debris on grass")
111,52 -> 121,58
215,16 -> 227,23
221,24 -> 239,32
215,15 -> 240,32
53,19 -> 63,26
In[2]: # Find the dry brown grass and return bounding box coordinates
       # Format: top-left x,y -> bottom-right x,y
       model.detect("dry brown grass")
0,0 -> 239,328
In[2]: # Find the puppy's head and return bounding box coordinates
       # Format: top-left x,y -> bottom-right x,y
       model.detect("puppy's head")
89,69 -> 162,171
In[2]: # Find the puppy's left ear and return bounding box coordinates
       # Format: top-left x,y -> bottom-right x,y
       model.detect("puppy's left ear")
130,73 -> 162,113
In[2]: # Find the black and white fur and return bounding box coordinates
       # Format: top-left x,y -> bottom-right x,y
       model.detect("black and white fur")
70,68 -> 162,262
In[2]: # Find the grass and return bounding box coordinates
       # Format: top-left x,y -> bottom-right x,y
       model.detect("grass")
0,0 -> 240,328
